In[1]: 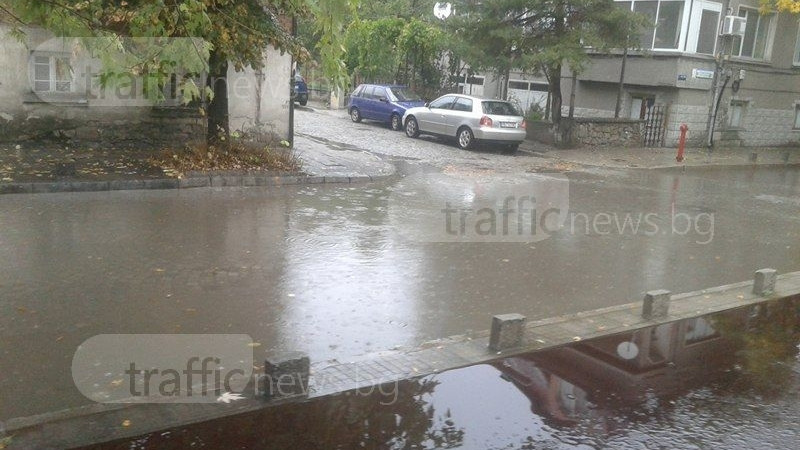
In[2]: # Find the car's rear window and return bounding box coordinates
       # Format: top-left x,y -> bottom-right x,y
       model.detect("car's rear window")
481,101 -> 520,116
390,88 -> 421,102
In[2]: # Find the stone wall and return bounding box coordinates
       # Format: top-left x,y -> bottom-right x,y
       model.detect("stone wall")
715,105 -> 800,147
664,104 -> 707,147
0,103 -> 205,148
664,104 -> 800,148
558,118 -> 644,148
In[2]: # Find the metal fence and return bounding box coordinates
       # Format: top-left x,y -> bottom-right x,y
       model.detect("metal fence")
643,104 -> 667,147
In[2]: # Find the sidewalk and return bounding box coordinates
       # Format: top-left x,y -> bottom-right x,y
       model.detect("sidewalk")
523,144 -> 800,170
0,135 -> 395,194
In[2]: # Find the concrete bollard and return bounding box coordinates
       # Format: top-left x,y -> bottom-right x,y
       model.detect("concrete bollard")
642,290 -> 671,320
753,268 -> 777,296
489,313 -> 526,351
263,351 -> 310,401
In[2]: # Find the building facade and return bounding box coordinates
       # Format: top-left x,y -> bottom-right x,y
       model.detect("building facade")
473,0 -> 800,147
0,20 -> 292,147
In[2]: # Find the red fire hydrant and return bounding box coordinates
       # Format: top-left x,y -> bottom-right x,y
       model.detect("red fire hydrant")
676,124 -> 688,162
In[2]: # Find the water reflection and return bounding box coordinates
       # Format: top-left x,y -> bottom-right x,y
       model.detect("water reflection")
94,297 -> 800,449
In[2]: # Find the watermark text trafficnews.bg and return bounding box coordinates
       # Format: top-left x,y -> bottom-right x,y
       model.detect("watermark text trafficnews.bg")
389,173 -> 713,244
72,334 -> 400,405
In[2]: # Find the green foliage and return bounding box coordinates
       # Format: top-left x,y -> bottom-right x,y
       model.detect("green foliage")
344,16 -> 444,97
344,17 -> 405,83
2,0 -> 356,94
448,0 -> 642,123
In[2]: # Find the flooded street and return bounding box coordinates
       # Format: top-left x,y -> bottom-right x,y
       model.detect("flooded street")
88,299 -> 800,449
1,165 -> 799,420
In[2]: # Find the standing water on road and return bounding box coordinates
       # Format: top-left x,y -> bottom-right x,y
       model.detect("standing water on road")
85,298 -> 800,449
0,166 -> 799,420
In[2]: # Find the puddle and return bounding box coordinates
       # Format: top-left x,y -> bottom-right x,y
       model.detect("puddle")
81,298 -> 800,449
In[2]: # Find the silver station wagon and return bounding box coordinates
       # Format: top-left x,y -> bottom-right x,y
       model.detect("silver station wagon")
402,94 -> 527,152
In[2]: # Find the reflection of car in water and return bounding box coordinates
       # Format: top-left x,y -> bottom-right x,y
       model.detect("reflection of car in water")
491,310 -> 748,428
292,74 -> 308,106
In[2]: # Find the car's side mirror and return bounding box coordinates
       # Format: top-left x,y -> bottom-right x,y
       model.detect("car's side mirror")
425,102 -> 430,108
379,97 -> 388,102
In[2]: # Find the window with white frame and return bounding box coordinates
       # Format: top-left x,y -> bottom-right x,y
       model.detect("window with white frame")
31,54 -> 73,92
615,0 -> 724,54
733,7 -> 774,60
616,0 -> 686,50
794,23 -> 800,65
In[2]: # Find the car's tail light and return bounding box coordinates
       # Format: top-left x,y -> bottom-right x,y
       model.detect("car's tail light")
479,116 -> 493,127
521,119 -> 527,130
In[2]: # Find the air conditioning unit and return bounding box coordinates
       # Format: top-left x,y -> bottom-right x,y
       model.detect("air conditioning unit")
721,15 -> 746,37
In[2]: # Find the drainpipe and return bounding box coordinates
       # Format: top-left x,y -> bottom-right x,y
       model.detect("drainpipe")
705,0 -> 732,150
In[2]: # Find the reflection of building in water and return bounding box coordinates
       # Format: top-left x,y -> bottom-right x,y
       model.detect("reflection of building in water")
494,310 -> 752,426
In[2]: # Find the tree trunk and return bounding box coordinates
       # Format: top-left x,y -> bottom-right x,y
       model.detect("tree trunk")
568,69 -> 577,118
549,62 -> 562,126
207,49 -> 229,144
551,1 -> 565,126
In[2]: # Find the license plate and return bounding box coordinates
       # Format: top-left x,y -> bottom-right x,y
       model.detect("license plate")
500,121 -> 516,128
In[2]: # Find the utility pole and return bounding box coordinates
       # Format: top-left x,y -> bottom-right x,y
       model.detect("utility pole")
705,1 -> 733,150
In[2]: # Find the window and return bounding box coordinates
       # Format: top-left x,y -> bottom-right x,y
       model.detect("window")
733,7 -> 774,60
453,97 -> 473,112
465,76 -> 484,86
654,1 -> 684,49
530,82 -> 549,92
372,87 -> 387,100
508,80 -> 529,90
695,9 -> 719,54
729,101 -> 747,128
32,54 -> 73,92
617,1 -> 729,54
630,95 -> 655,119
389,87 -> 421,102
794,104 -> 800,129
617,0 -> 686,50
794,23 -> 800,65
429,95 -> 455,109
481,101 -> 519,116
352,85 -> 364,97
362,86 -> 376,99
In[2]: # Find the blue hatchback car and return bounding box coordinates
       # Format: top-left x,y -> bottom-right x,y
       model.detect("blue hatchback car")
293,74 -> 308,106
347,84 -> 425,131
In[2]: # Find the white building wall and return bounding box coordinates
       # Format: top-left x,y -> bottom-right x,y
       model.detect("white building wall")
227,47 -> 292,141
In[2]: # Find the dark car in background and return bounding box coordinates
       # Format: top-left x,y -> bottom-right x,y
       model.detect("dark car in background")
293,74 -> 308,106
347,84 -> 425,131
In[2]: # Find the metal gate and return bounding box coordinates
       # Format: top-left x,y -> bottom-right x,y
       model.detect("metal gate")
643,104 -> 667,147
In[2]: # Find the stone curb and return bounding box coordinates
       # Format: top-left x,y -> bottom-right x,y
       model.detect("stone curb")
532,152 -> 800,171
0,173 -> 389,196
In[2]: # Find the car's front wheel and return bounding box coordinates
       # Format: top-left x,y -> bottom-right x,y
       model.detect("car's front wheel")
457,127 -> 474,150
390,114 -> 402,131
350,107 -> 362,123
405,116 -> 420,138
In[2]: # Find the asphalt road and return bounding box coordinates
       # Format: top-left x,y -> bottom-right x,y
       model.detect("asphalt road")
1,109 -> 799,420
